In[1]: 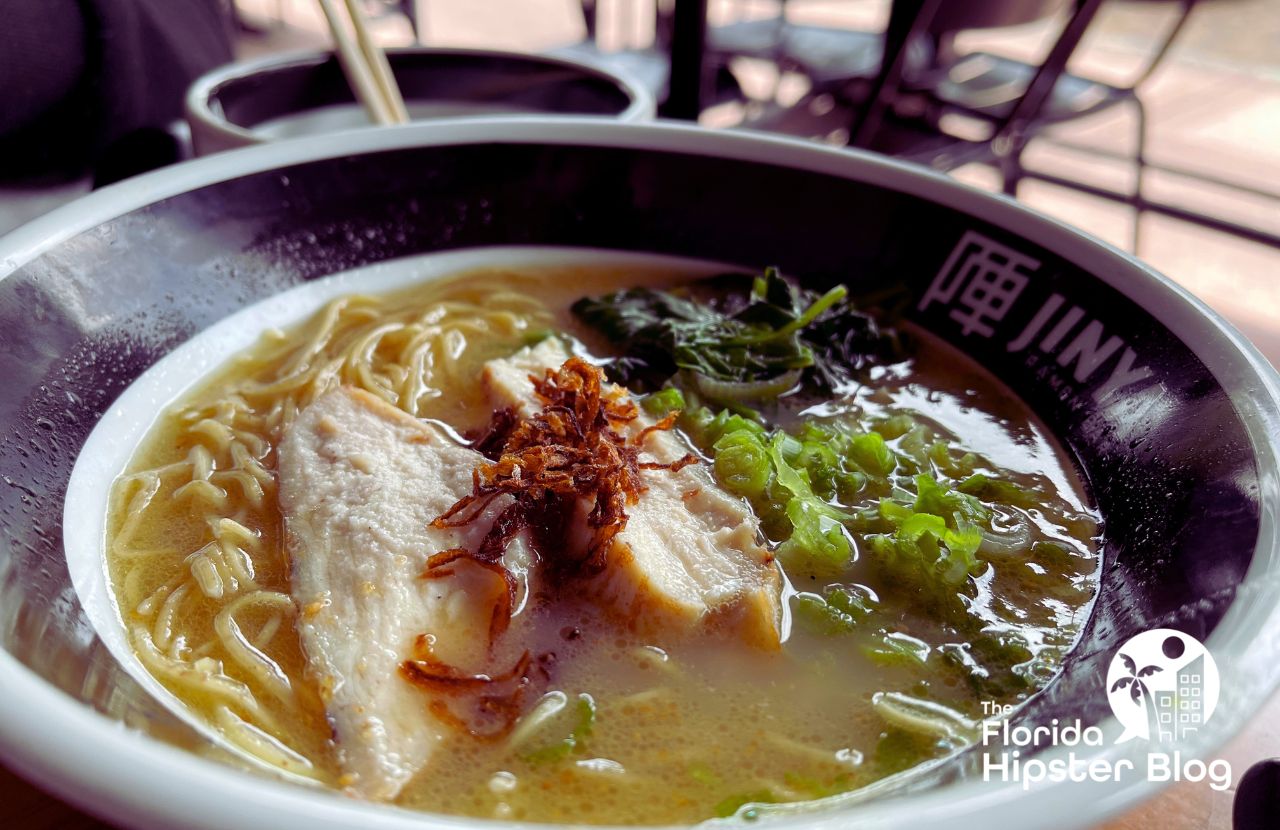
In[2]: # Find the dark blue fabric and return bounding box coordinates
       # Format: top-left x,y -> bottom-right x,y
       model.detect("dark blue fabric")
0,0 -> 232,181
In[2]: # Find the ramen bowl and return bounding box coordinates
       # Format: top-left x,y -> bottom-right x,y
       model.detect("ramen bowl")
0,119 -> 1277,830
185,48 -> 655,155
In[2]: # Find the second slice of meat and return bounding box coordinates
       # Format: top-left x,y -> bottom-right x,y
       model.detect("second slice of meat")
483,339 -> 784,649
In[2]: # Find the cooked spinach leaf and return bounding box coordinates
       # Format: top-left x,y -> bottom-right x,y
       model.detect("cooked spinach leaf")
571,268 -> 901,396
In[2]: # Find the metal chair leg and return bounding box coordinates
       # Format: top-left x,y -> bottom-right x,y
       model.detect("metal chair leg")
849,0 -> 943,148
580,0 -> 599,42
1132,96 -> 1149,254
1001,150 -> 1022,198
402,0 -> 425,43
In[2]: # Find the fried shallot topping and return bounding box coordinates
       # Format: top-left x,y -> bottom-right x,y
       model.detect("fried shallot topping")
433,355 -> 695,581
399,357 -> 694,735
399,634 -> 556,740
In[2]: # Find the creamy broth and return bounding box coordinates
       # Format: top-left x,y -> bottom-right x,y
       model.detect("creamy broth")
106,264 -> 1099,824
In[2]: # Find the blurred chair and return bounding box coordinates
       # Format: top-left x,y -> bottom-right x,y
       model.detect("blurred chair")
705,0 -> 931,123
560,0 -> 921,114
845,0 -> 1199,251
552,0 -> 673,99
709,1 -> 1067,106
553,0 -> 747,108
731,0 -> 1070,142
845,0 -> 1088,160
707,2 -> 891,88
909,0 -> 1197,193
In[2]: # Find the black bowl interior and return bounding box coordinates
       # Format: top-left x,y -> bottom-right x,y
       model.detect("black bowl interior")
0,140 -> 1262,795
206,50 -> 639,127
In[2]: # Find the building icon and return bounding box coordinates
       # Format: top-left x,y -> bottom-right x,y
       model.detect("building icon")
1152,654 -> 1205,742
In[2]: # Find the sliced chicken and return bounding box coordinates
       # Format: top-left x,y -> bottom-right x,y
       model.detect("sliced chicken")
278,387 -> 530,800
483,339 -> 784,649
279,342 -> 782,797
482,336 -> 579,419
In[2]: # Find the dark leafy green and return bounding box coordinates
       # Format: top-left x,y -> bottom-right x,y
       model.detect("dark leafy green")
571,268 -> 901,396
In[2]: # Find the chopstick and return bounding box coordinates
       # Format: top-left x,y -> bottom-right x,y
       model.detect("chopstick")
343,0 -> 410,124
316,0 -> 409,126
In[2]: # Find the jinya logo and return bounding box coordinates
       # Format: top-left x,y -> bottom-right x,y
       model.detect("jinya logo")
1105,628 -> 1219,744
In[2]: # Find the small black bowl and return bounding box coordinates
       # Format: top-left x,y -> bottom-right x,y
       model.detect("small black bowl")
185,47 -> 655,155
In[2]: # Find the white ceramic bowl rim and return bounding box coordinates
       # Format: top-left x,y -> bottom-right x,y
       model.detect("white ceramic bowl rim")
1,118 -> 1278,830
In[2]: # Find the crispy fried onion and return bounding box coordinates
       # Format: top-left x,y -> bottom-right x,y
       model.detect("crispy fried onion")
400,639 -> 557,740
434,355 -> 694,584
399,357 -> 694,735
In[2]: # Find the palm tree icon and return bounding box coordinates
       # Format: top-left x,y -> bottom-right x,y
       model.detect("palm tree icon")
1111,652 -> 1163,737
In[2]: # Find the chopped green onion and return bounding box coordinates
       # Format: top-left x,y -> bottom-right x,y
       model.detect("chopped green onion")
864,632 -> 931,668
713,430 -> 771,498
640,386 -> 685,417
792,586 -> 874,635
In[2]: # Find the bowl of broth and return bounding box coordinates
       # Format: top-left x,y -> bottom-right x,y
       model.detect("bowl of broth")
185,48 -> 655,156
0,119 -> 1277,830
